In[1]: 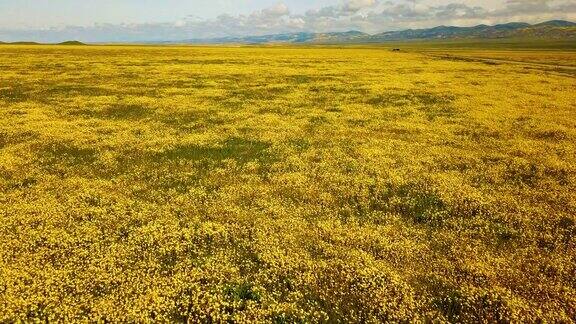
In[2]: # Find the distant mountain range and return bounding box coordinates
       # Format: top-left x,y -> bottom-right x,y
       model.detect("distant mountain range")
166,20 -> 576,44
0,40 -> 86,46
173,30 -> 370,44
1,21 -> 574,45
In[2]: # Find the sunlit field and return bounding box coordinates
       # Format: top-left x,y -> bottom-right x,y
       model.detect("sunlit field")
1,44 -> 575,322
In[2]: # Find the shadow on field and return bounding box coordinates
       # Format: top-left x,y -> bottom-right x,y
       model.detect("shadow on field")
367,91 -> 455,107
367,91 -> 458,120
0,86 -> 30,103
77,103 -> 153,120
159,138 -> 275,165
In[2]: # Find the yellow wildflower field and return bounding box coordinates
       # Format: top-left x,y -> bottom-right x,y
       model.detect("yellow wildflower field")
0,44 -> 575,322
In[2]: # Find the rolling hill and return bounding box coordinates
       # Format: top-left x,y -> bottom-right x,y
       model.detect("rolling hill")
171,20 -> 576,44
174,30 -> 370,44
0,40 -> 85,45
371,20 -> 576,41
57,41 -> 86,45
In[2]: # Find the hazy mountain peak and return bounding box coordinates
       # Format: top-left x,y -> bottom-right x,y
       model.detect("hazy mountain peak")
534,20 -> 576,27
146,20 -> 576,44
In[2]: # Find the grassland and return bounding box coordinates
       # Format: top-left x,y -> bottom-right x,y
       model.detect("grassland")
0,44 -> 575,322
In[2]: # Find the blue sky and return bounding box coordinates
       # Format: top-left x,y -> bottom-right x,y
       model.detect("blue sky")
0,0 -> 575,42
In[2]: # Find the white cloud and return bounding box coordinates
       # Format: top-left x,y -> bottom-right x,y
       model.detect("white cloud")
344,0 -> 378,12
262,3 -> 290,17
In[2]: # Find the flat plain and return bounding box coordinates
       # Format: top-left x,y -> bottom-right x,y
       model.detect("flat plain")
0,44 -> 575,322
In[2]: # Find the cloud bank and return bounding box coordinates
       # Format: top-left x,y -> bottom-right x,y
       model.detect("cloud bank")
1,0 -> 575,43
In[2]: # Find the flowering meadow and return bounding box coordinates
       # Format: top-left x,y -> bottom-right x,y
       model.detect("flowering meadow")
0,44 -> 575,322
